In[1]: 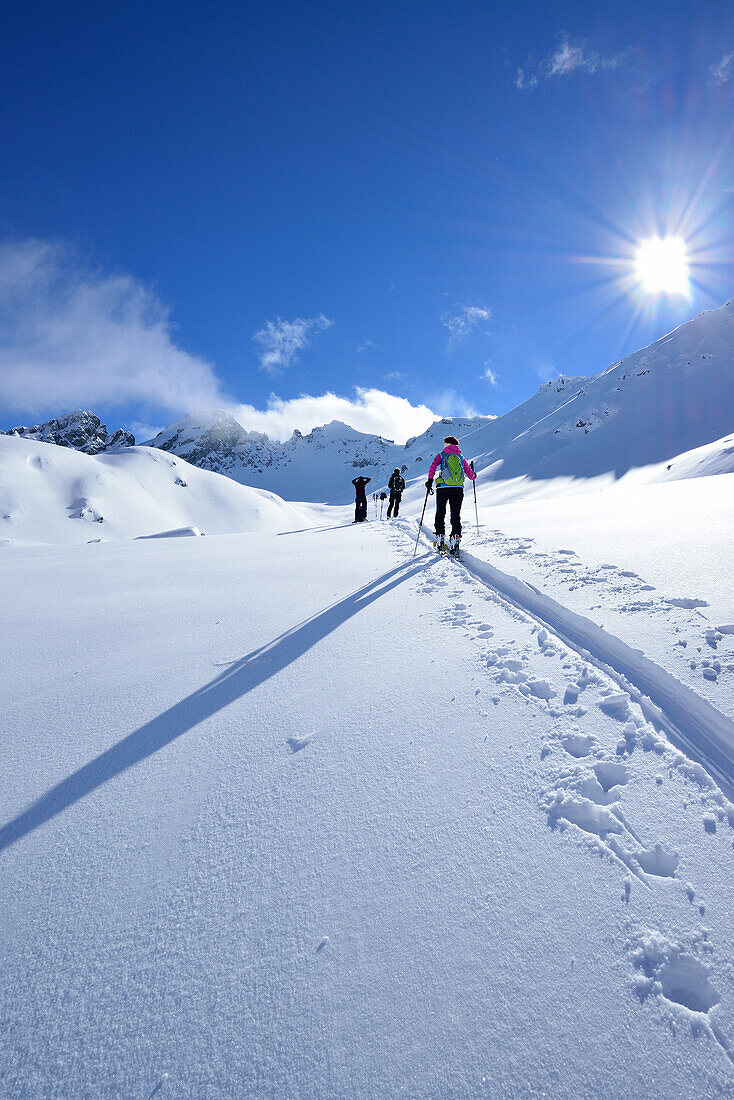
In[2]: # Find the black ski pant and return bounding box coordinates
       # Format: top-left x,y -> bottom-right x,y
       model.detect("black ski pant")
354,495 -> 367,522
387,490 -> 402,517
434,487 -> 464,537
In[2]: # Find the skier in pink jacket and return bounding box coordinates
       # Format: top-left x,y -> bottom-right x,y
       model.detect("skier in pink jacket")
425,435 -> 476,554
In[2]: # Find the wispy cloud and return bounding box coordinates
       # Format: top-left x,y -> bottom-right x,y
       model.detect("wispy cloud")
356,338 -> 377,353
420,388 -> 485,420
233,387 -> 437,444
535,358 -> 557,383
709,52 -> 734,85
516,33 -> 634,91
482,360 -> 498,385
254,314 -> 334,374
441,302 -> 491,347
0,239 -> 226,419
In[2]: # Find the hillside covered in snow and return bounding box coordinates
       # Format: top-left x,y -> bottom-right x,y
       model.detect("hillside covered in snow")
0,436 -> 310,544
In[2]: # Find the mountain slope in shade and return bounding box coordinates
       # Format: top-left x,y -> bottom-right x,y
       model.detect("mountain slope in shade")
0,437 -> 310,545
145,414 -> 417,503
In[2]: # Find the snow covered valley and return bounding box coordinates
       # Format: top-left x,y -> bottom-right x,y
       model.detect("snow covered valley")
2,295 -> 734,1094
2,500 -> 734,1096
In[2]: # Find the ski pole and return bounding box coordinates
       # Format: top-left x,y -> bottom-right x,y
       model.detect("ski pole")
472,461 -> 479,533
413,485 -> 430,557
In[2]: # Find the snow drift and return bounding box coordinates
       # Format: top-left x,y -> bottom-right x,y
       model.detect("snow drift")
0,437 -> 310,544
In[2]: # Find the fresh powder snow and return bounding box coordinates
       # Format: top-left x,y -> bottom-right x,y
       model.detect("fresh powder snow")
1,303 -> 734,1097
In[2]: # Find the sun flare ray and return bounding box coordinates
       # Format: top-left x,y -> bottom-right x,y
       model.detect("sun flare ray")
634,237 -> 690,297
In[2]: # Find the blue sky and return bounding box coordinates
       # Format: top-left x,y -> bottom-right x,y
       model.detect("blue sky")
2,0 -> 734,441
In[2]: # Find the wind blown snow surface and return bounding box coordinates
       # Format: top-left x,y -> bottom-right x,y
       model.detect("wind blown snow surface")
0,436 -> 311,544
2,511 -> 734,1097
2,300 -> 734,1096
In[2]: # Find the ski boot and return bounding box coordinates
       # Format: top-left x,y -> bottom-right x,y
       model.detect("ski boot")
433,534 -> 447,554
449,534 -> 461,557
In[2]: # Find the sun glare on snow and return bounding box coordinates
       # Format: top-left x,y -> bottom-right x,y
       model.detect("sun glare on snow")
635,237 -> 690,297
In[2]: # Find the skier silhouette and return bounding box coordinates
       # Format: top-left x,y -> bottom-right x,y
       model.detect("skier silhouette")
352,476 -> 371,522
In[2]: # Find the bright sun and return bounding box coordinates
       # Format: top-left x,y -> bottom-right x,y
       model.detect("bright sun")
635,237 -> 690,296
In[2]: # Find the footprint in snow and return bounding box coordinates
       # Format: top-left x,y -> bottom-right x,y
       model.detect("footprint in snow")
287,735 -> 312,753
629,932 -> 723,1019
593,760 -> 628,791
545,792 -> 624,838
561,733 -> 595,758
632,844 -> 680,878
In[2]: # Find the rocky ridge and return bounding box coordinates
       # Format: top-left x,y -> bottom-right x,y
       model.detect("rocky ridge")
1,410 -> 135,454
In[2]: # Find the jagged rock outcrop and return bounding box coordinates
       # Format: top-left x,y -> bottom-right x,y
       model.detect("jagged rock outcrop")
1,410 -> 135,454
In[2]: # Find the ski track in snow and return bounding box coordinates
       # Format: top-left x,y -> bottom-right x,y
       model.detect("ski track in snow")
472,528 -> 734,715
388,517 -> 734,1074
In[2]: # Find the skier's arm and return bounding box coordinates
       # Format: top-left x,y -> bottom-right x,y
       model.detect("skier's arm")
463,458 -> 476,480
427,453 -> 442,479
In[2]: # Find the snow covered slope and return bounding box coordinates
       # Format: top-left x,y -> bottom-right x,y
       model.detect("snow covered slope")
464,301 -> 734,489
140,300 -> 734,504
2,522 -> 734,1096
0,436 -> 309,544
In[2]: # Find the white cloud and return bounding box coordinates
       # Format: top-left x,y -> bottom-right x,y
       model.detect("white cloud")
483,360 -> 498,385
517,34 -> 633,91
0,239 -> 226,418
710,52 -> 734,85
127,421 -> 166,443
232,387 -> 438,444
254,314 -> 333,374
441,302 -> 492,346
356,338 -> 377,353
420,388 -> 483,420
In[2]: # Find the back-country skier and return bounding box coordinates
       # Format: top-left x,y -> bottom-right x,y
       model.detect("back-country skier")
386,468 -> 406,518
425,435 -> 476,554
352,475 -> 371,523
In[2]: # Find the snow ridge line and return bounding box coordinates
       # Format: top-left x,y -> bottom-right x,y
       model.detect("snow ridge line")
405,521 -> 734,799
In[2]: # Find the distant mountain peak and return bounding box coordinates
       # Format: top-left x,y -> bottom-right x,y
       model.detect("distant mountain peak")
0,410 -> 135,454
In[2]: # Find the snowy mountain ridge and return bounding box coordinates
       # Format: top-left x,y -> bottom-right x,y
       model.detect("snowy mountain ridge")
143,412 -> 404,501
3,298 -> 734,504
0,409 -> 135,454
143,299 -> 734,500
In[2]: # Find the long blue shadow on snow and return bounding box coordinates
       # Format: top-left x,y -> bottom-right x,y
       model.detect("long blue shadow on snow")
277,523 -> 355,536
0,556 -> 432,854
